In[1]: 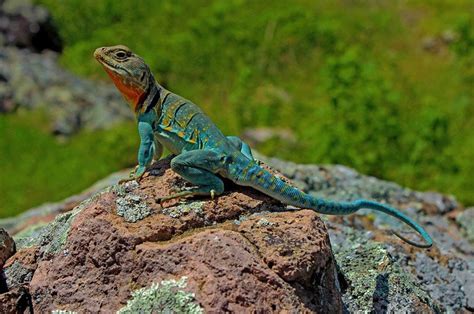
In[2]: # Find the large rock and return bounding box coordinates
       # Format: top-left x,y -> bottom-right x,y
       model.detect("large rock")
2,155 -> 471,312
1,157 -> 342,313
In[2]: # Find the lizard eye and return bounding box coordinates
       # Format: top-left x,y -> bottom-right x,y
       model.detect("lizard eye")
115,51 -> 127,59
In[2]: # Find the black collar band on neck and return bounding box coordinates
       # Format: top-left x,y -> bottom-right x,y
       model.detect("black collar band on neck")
144,88 -> 160,113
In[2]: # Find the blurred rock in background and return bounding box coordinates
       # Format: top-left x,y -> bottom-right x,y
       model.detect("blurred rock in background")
0,0 -> 61,52
0,48 -> 132,134
0,0 -> 132,134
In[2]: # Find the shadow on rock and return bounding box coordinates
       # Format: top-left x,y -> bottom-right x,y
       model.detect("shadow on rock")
372,273 -> 390,313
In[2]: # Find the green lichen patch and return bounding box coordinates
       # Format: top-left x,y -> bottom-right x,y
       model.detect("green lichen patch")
37,197 -> 89,256
13,222 -> 49,250
117,277 -> 203,314
12,190 -> 105,254
113,181 -> 152,223
115,194 -> 151,223
11,208 -> 77,255
257,218 -> 274,227
4,195 -> 96,289
4,261 -> 34,289
161,202 -> 204,219
334,239 -> 438,312
456,207 -> 474,243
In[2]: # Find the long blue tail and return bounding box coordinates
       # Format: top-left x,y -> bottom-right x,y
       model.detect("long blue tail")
237,161 -> 433,248
343,200 -> 433,248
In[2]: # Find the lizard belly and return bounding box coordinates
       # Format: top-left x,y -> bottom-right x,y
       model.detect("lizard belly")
154,132 -> 182,154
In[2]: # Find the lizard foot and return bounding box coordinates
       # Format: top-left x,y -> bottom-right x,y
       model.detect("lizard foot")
118,166 -> 146,185
118,173 -> 145,185
156,189 -> 218,206
118,177 -> 136,185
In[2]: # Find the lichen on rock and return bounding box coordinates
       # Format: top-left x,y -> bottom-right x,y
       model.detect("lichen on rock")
115,193 -> 151,223
114,181 -> 152,222
13,222 -> 49,251
2,158 -> 340,312
117,277 -> 203,314
29,198 -> 85,256
5,209 -> 76,257
161,201 -> 205,219
256,217 -> 274,227
457,207 -> 474,243
12,189 -> 107,256
411,252 -> 471,312
333,232 -> 439,312
4,261 -> 34,289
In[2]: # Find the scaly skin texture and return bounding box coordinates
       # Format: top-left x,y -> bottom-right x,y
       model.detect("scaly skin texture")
94,45 -> 433,248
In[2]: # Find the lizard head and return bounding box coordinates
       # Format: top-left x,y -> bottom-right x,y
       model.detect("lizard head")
94,45 -> 152,112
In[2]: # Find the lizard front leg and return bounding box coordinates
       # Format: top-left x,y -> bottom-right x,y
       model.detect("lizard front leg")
156,150 -> 225,204
120,121 -> 156,184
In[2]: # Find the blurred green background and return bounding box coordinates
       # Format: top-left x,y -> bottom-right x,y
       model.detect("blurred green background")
1,0 -> 473,217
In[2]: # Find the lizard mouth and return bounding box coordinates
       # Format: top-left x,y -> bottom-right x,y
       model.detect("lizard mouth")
94,48 -> 130,76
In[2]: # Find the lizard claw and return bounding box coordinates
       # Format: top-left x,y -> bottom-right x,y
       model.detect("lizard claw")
155,189 -> 196,205
155,197 -> 165,207
155,195 -> 177,207
118,173 -> 145,185
119,165 -> 147,185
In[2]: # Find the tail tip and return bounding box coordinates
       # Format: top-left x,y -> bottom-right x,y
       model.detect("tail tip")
392,231 -> 433,249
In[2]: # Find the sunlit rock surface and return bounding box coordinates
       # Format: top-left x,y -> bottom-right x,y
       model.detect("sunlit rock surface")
1,157 -> 342,313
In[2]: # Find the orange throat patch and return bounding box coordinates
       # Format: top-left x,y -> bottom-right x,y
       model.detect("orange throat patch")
104,67 -> 144,112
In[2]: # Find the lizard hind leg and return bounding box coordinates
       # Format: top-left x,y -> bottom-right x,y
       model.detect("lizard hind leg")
227,136 -> 254,160
156,150 -> 225,204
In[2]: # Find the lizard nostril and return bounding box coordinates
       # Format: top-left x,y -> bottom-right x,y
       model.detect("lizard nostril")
93,47 -> 106,59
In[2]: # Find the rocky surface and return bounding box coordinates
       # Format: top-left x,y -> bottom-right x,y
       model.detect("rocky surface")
0,157 -> 343,313
0,228 -> 15,270
1,155 -> 471,312
457,207 -> 474,243
260,155 -> 473,313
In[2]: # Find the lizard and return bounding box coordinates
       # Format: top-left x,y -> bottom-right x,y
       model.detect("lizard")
94,45 -> 433,248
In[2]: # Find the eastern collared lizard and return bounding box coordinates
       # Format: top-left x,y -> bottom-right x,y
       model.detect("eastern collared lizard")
94,45 -> 433,248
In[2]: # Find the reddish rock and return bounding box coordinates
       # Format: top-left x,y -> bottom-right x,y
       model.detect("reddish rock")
238,211 -> 340,311
0,228 -> 15,269
0,286 -> 32,313
1,158 -> 341,313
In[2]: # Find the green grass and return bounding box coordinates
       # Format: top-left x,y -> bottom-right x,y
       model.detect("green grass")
2,0 -> 471,217
0,111 -> 136,218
